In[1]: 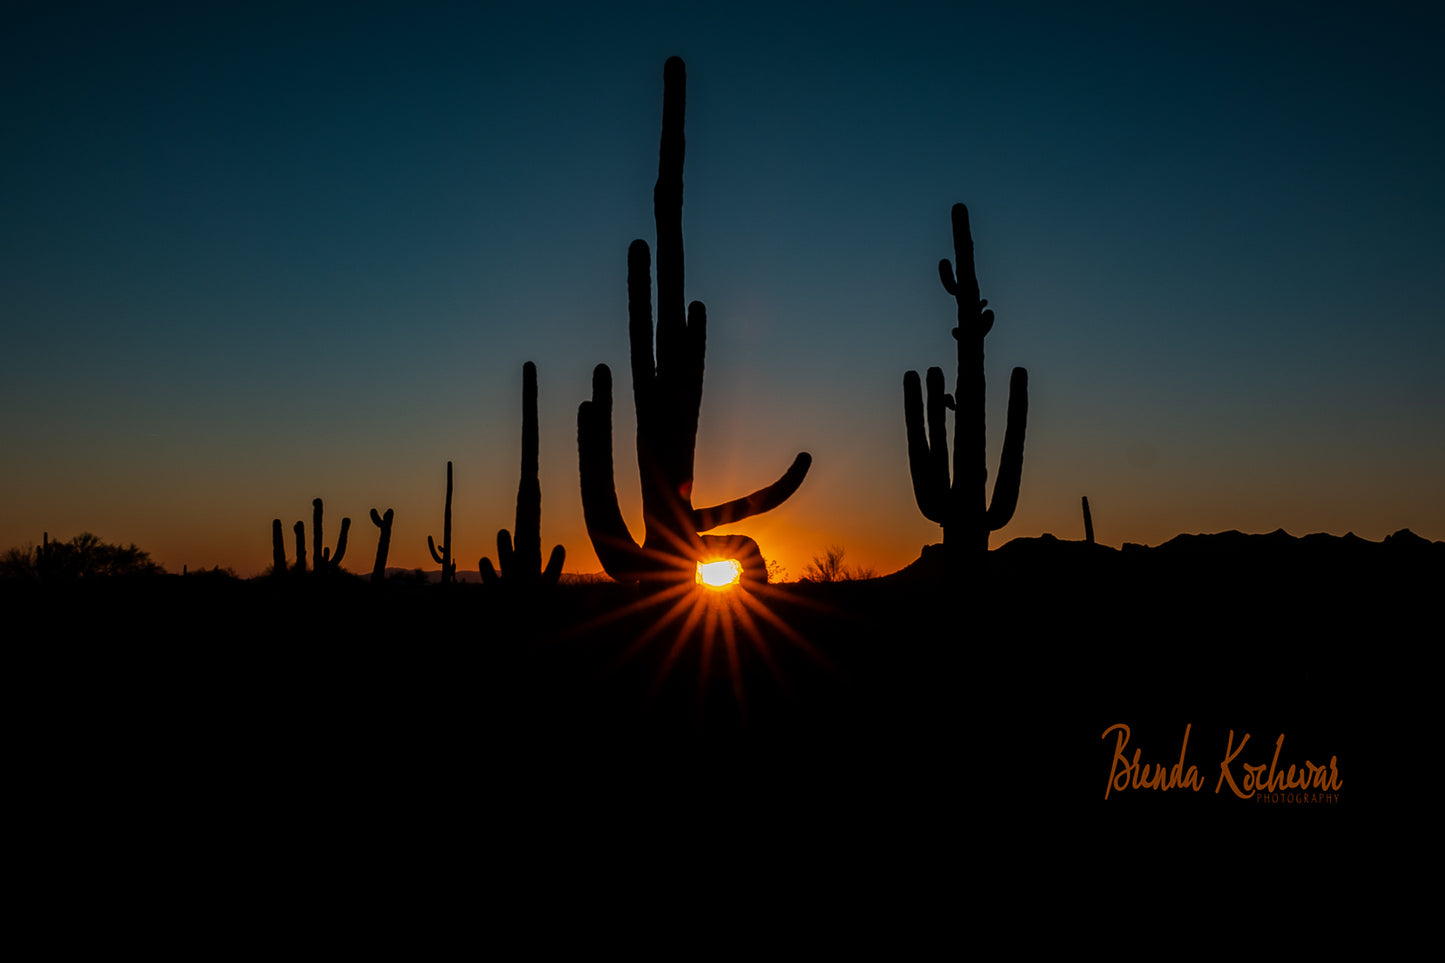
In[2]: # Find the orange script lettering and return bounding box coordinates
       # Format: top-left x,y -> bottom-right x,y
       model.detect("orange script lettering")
1102,723 -> 1204,799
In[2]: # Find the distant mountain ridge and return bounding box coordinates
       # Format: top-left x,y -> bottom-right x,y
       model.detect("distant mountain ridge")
998,527 -> 1442,559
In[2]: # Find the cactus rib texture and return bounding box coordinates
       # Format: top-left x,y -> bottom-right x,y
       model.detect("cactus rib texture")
577,56 -> 811,585
904,203 -> 1029,555
481,362 -> 565,588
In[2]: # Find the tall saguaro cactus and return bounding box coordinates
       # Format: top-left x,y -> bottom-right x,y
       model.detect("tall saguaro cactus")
428,461 -> 456,584
577,57 -> 812,585
482,362 -> 565,588
904,203 -> 1029,556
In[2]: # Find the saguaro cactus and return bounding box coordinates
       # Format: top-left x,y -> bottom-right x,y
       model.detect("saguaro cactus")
577,57 -> 812,585
274,501 -> 349,575
370,508 -> 394,584
904,203 -> 1029,556
482,362 -> 565,588
1082,496 -> 1095,545
272,520 -> 287,576
428,461 -> 456,584
312,497 -> 351,574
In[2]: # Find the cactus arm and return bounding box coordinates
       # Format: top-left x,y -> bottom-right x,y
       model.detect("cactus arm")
904,371 -> 947,525
332,517 -> 350,568
578,363 -> 645,575
938,258 -> 958,296
629,239 -> 657,419
428,535 -> 444,565
370,508 -> 393,583
479,557 -> 499,586
690,452 -> 813,532
984,366 -> 1029,532
543,545 -> 565,586
925,365 -> 951,494
496,529 -> 515,576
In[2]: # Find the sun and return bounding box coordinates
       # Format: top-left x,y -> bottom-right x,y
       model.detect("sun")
695,558 -> 742,589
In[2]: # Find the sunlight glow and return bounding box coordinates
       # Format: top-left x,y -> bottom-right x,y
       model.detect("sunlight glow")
696,559 -> 742,589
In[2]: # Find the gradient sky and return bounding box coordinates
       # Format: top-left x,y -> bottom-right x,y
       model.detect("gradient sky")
4,2 -> 1442,578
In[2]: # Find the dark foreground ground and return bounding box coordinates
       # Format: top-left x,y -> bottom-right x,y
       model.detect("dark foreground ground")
10,530 -> 1430,923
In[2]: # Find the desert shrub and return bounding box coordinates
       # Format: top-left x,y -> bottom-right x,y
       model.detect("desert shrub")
800,546 -> 876,583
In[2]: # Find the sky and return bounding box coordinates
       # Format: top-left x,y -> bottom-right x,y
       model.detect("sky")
3,1 -> 1442,578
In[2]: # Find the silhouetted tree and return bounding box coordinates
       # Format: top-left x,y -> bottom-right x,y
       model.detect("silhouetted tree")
905,203 -> 1029,560
0,532 -> 164,579
577,57 -> 811,587
481,362 -> 564,589
801,546 -> 876,583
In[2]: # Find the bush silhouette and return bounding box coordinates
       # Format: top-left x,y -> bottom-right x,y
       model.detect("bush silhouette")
801,545 -> 876,583
1,532 -> 164,580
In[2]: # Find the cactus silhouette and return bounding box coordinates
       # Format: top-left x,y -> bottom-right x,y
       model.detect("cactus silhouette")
428,461 -> 456,584
370,508 -> 394,584
577,57 -> 812,585
270,518 -> 307,573
905,203 -> 1029,557
293,521 -> 307,572
273,501 -> 349,575
312,498 -> 350,574
1082,495 -> 1095,545
271,519 -> 287,576
481,362 -> 565,588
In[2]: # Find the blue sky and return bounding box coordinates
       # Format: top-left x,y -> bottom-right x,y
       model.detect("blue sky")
3,2 -> 1441,576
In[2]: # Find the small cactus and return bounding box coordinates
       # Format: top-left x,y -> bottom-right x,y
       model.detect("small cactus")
1082,496 -> 1095,545
481,362 -> 565,589
428,461 -> 457,584
293,521 -> 307,572
271,519 -> 287,576
312,498 -> 351,574
370,508 -> 394,584
273,500 -> 348,575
